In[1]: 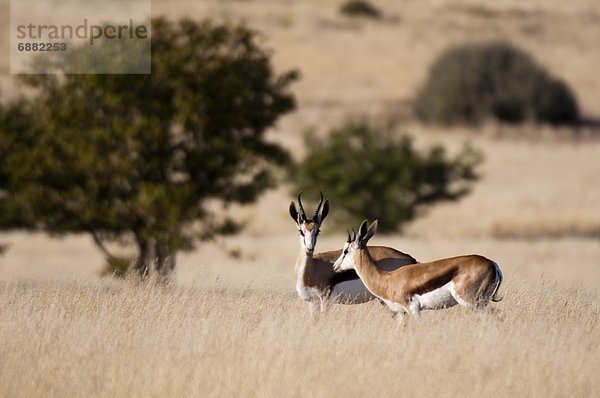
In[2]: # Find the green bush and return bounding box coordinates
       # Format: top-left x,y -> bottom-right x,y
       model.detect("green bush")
340,0 -> 382,19
291,122 -> 482,232
100,256 -> 134,278
414,42 -> 579,126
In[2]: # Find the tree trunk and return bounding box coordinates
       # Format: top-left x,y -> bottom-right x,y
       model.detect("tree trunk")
90,231 -> 118,265
133,238 -> 155,277
155,240 -> 176,278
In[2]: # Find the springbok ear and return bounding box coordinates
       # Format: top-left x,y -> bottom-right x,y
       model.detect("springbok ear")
363,220 -> 378,242
357,220 -> 369,242
320,200 -> 330,222
289,202 -> 299,224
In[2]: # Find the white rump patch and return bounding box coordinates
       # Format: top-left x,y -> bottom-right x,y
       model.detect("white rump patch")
414,281 -> 459,310
330,279 -> 374,304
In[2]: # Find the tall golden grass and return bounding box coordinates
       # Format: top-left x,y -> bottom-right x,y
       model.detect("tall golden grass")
0,277 -> 598,397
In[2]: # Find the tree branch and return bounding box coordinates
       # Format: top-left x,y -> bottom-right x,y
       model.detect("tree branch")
90,231 -> 118,264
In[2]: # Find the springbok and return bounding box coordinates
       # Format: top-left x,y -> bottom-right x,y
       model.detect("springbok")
333,220 -> 503,323
290,192 -> 417,314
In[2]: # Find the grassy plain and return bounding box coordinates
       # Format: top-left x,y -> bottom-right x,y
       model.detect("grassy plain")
1,0 -> 600,397
1,277 -> 598,397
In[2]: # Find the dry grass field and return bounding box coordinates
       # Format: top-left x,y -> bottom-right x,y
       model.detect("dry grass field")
1,277 -> 598,397
1,0 -> 600,397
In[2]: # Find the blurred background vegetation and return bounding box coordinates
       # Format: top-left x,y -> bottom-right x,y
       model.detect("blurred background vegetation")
291,122 -> 482,232
414,41 -> 579,126
340,0 -> 383,20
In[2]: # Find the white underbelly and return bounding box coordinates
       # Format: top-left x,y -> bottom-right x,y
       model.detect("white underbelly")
414,281 -> 458,310
330,279 -> 374,304
381,298 -> 405,313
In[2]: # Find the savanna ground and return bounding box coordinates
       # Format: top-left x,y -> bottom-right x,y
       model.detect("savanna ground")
1,0 -> 600,396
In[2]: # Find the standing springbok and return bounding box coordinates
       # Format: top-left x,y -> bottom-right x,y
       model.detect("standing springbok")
333,220 -> 503,323
290,192 -> 418,314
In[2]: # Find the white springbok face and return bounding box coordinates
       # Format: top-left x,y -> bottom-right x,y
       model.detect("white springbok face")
298,221 -> 320,254
333,220 -> 378,272
333,237 -> 357,272
289,192 -> 330,256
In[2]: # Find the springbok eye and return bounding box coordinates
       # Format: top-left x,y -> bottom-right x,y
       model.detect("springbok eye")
299,230 -> 305,237
343,248 -> 348,255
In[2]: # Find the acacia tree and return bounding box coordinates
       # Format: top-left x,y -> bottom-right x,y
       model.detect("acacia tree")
1,17 -> 297,276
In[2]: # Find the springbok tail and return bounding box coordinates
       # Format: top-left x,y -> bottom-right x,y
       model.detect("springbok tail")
491,261 -> 504,302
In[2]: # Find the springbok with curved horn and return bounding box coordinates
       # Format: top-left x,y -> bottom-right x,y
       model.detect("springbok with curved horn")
290,192 -> 418,314
334,220 -> 503,323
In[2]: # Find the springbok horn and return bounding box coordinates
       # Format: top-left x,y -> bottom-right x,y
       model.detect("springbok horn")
313,191 -> 324,221
297,192 -> 308,221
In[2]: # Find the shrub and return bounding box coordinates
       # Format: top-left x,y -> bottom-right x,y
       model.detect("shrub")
291,122 -> 482,232
100,257 -> 133,278
414,42 -> 579,126
340,0 -> 383,19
